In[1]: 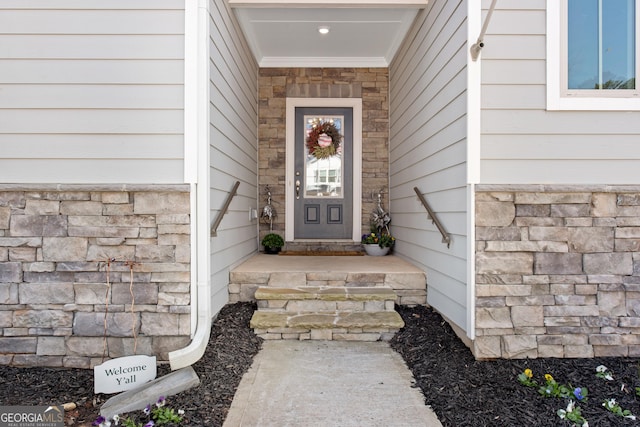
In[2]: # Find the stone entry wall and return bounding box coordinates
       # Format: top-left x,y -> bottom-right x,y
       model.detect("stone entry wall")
0,186 -> 191,368
475,186 -> 640,359
258,68 -> 389,248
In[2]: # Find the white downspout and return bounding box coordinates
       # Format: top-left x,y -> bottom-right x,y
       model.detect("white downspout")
169,0 -> 212,370
466,0 -> 483,341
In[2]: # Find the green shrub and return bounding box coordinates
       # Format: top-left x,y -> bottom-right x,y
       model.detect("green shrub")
261,233 -> 284,248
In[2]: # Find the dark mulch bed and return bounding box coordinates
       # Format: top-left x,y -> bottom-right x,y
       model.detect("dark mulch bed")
391,305 -> 640,427
0,302 -> 262,426
2,302 -> 640,426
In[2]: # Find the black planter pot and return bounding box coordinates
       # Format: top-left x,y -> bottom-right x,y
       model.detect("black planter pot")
264,246 -> 281,255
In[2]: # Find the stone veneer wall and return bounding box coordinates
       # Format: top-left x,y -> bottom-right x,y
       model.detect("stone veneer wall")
475,186 -> 640,359
0,186 -> 191,368
258,68 -> 389,249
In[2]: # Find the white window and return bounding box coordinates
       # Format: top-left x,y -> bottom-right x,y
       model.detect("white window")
548,0 -> 640,110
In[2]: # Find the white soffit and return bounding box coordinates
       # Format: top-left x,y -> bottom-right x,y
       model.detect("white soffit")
230,1 -> 426,67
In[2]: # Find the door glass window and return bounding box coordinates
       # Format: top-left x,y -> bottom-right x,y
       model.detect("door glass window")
304,115 -> 343,198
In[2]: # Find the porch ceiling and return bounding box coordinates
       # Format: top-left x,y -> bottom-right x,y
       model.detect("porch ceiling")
229,1 -> 427,67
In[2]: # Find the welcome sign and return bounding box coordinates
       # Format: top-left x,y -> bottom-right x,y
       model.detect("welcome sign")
94,355 -> 157,394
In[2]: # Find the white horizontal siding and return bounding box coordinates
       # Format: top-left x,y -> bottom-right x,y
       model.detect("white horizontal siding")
0,35 -> 184,59
0,159 -> 184,183
0,135 -> 182,158
0,2 -> 185,184
208,0 -> 259,316
0,85 -> 183,109
0,60 -> 183,83
0,110 -> 182,134
392,189 -> 468,225
482,35 -> 545,60
481,160 -> 640,185
483,110 -> 640,134
482,9 -> 544,34
390,0 -> 469,333
0,134 -> 184,182
0,0 -> 183,8
481,85 -> 544,109
480,1 -> 640,184
392,69 -> 467,158
0,10 -> 184,34
481,60 -> 545,85
481,0 -> 545,9
483,135 -> 640,159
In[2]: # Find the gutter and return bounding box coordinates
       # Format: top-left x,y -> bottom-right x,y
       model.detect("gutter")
169,0 -> 212,370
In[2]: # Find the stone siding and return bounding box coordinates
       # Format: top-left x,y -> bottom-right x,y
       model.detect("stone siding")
258,68 -> 389,249
0,187 -> 191,368
475,186 -> 640,359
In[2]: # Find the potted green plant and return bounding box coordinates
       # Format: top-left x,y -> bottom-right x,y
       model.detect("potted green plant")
261,233 -> 284,254
363,191 -> 394,256
361,231 -> 395,256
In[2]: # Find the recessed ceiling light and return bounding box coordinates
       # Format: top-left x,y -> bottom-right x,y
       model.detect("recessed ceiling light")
318,26 -> 330,35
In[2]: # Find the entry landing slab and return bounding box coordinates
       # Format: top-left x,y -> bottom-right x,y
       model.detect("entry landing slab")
229,254 -> 428,306
232,254 -> 425,274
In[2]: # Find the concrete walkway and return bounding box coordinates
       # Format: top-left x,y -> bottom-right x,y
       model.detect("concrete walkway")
223,341 -> 442,427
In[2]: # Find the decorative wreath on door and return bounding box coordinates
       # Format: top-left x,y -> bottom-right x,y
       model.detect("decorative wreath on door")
306,121 -> 342,160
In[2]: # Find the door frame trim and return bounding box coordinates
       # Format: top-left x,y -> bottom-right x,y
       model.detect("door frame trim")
285,97 -> 362,242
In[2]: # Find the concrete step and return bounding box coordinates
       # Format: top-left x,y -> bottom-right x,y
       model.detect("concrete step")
255,286 -> 398,302
251,311 -> 404,329
251,286 -> 404,341
256,287 -> 396,313
250,311 -> 404,342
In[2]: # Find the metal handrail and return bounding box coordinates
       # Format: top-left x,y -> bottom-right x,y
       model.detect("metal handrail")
211,181 -> 240,237
413,187 -> 451,248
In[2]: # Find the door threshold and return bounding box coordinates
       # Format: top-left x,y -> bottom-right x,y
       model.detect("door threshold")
279,250 -> 364,256
290,239 -> 355,243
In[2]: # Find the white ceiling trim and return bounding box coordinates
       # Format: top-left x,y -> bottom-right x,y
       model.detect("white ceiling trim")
229,0 -> 427,7
260,56 -> 389,68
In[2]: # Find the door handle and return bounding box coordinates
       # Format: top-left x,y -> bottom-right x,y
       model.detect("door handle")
295,180 -> 300,199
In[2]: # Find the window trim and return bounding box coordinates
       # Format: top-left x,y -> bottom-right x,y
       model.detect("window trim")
547,0 -> 640,111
